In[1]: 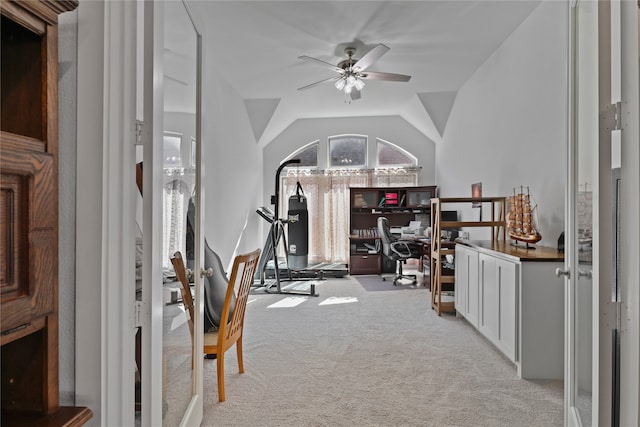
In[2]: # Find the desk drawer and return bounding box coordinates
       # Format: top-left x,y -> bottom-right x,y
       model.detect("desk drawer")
349,255 -> 380,275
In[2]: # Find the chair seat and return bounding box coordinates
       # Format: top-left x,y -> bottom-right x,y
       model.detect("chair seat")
204,331 -> 219,354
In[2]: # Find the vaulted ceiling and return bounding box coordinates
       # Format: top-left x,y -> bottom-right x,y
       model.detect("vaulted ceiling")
176,1 -> 541,146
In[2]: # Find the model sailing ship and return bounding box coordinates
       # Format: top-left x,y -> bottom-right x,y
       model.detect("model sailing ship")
507,186 -> 542,248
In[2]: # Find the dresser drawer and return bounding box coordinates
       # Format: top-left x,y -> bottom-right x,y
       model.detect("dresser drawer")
349,255 -> 380,275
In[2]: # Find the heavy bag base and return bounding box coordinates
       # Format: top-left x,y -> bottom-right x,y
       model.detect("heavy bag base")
288,254 -> 308,270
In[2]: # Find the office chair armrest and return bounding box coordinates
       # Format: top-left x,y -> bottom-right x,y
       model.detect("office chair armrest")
390,241 -> 415,258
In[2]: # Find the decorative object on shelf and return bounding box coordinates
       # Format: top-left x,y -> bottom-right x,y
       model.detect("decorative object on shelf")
507,186 -> 542,248
471,182 -> 482,208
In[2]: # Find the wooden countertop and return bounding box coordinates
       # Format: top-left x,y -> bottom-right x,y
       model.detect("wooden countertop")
456,240 -> 564,262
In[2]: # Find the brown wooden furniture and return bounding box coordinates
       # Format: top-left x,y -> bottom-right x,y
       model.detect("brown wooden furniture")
430,197 -> 507,315
172,249 -> 261,402
1,1 -> 92,425
349,186 -> 436,275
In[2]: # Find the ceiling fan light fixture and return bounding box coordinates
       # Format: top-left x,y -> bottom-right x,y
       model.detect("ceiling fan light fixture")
299,43 -> 410,101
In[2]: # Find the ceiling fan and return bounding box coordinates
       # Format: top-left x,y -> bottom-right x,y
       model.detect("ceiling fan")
298,44 -> 411,102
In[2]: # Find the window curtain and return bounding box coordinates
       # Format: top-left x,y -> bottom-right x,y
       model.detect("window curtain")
162,168 -> 195,270
281,167 -> 419,264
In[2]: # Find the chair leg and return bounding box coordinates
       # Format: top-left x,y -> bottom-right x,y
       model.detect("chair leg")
217,352 -> 225,402
237,336 -> 244,374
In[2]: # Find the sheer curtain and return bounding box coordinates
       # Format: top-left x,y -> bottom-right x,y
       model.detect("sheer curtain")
162,168 -> 195,270
281,167 -> 419,264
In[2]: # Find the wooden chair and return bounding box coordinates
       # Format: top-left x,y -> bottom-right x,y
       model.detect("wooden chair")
171,248 -> 261,402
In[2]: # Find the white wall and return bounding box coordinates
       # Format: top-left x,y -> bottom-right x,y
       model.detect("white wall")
263,115 -> 436,207
200,45 -> 264,268
436,1 -> 568,247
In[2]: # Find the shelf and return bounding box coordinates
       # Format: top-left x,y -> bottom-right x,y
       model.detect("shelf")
0,131 -> 46,153
1,2 -> 89,425
1,406 -> 93,427
430,196 -> 507,316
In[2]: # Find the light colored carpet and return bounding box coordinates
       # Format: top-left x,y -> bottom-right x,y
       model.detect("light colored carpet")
197,274 -> 563,427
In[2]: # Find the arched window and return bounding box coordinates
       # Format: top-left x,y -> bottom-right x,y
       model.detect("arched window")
279,135 -> 419,264
328,135 -> 367,167
376,138 -> 417,167
285,140 -> 318,167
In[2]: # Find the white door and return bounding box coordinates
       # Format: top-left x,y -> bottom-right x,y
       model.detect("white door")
614,1 -> 640,425
139,1 -> 204,426
565,1 -> 639,425
565,2 -> 598,425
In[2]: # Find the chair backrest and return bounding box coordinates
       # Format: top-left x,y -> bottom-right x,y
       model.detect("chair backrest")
171,251 -> 195,339
217,249 -> 261,350
171,249 -> 261,349
377,217 -> 395,258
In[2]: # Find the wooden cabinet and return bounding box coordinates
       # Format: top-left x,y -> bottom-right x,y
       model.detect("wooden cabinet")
1,1 -> 92,424
349,186 -> 436,275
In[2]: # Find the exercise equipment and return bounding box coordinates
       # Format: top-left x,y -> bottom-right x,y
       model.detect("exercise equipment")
255,159 -> 320,296
287,181 -> 308,270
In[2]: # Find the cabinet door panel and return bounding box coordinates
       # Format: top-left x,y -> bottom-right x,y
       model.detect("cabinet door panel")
0,150 -> 55,333
497,259 -> 517,361
454,246 -> 468,314
466,249 -> 479,327
479,253 -> 498,341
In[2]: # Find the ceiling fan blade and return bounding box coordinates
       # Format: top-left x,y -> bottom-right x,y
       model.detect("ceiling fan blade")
298,55 -> 343,73
352,44 -> 390,72
361,71 -> 411,82
298,76 -> 339,91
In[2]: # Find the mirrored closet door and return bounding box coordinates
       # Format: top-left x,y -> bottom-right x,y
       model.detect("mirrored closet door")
138,1 -> 204,425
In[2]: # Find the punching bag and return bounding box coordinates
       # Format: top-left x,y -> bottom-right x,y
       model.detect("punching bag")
287,181 -> 308,270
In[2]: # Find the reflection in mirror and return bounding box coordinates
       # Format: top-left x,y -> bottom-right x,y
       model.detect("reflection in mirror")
162,1 -> 198,424
574,2 -> 596,423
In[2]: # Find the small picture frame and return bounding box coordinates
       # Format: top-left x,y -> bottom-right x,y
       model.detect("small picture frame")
472,182 -> 482,208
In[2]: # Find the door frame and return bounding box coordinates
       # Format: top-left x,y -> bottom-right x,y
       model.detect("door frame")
617,0 -> 640,424
75,0 -> 139,425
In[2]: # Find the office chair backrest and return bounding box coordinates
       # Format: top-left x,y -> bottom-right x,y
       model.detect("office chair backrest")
377,217 -> 395,258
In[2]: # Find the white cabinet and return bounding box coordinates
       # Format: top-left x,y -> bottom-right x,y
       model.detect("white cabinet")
454,242 -> 563,379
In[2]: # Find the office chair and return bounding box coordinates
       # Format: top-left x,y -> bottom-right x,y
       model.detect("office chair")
377,217 -> 421,285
